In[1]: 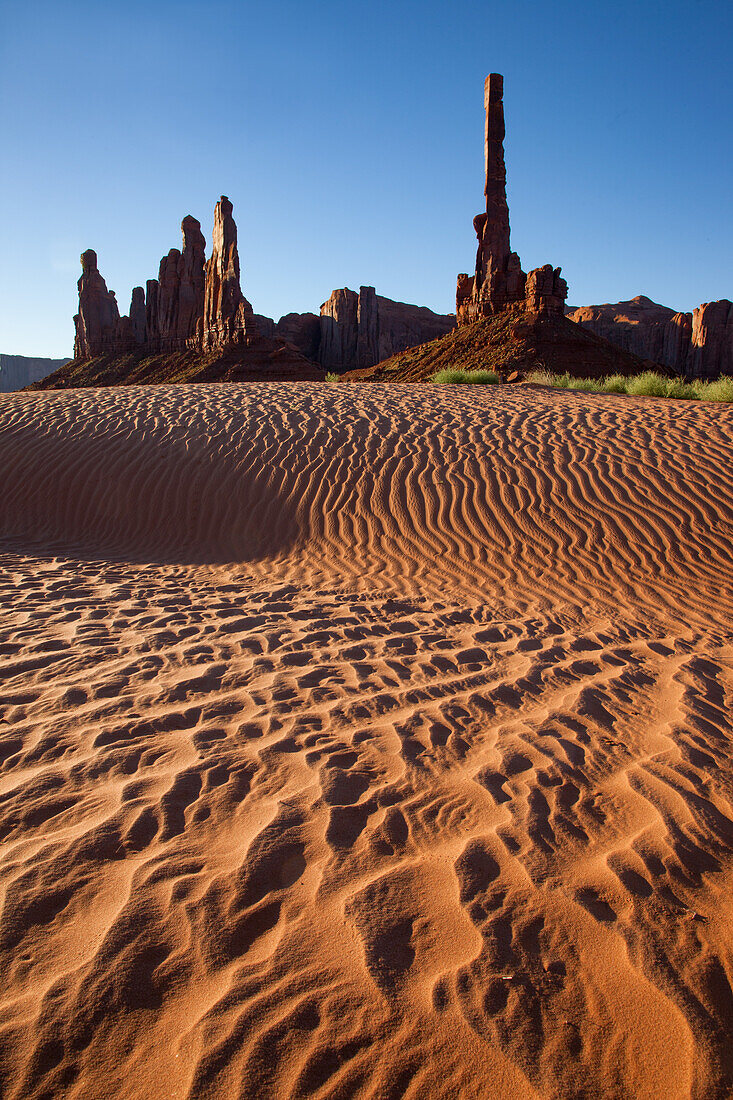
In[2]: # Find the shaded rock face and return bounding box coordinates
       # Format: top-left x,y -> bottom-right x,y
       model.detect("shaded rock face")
319,288 -> 360,370
253,314 -> 276,338
456,75 -> 567,325
73,250 -> 122,359
317,287 -> 454,370
688,300 -> 733,379
274,313 -> 321,361
665,312 -> 693,373
157,249 -> 182,351
567,296 -> 733,378
373,294 -> 455,362
130,287 -> 146,345
178,216 -> 206,346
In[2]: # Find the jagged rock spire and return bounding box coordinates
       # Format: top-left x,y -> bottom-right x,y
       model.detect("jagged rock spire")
178,216 -> 206,345
199,196 -> 254,350
482,74 -> 511,271
457,74 -> 567,324
73,249 -> 121,358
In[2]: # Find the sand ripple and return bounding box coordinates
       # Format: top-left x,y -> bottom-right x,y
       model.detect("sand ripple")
1,383 -> 733,1098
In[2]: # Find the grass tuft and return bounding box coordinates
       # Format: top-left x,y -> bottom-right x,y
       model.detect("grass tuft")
695,377 -> 733,402
324,372 -> 340,383
526,370 -> 566,388
430,368 -> 500,384
567,377 -> 601,392
625,371 -> 669,397
664,378 -> 698,400
601,374 -> 627,394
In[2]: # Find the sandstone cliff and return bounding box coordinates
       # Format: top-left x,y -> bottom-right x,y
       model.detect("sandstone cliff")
317,287 -> 454,371
273,313 -> 322,362
688,300 -> 733,379
567,295 -> 733,379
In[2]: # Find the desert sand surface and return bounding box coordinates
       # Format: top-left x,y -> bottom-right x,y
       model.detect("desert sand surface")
1,381 -> 733,1100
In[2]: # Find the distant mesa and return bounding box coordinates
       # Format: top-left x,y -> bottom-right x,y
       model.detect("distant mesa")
0,354 -> 70,393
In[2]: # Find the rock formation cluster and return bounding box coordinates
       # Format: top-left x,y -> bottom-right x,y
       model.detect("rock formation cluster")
567,296 -> 733,379
71,91 -> 729,380
74,198 -> 258,360
456,75 -> 567,325
453,74 -> 731,379
73,199 -> 453,370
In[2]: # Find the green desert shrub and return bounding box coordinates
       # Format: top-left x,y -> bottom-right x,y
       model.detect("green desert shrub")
430,368 -> 500,384
600,374 -> 627,394
694,376 -> 733,402
324,371 -> 340,383
663,378 -> 697,400
472,367 -> 733,402
567,376 -> 602,392
624,371 -> 669,397
527,370 -> 571,388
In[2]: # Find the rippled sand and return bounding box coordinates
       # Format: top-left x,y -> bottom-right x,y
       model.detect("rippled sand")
1,382 -> 733,1099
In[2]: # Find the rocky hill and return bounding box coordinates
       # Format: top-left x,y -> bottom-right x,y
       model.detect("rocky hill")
344,307 -> 651,382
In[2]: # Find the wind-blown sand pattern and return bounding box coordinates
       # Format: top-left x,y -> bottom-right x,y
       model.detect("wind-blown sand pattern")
1,382 -> 733,1099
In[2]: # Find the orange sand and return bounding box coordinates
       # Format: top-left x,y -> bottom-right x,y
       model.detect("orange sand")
1,381 -> 732,1099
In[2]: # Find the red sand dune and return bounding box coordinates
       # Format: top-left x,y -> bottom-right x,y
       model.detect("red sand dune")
1,381 -> 733,1099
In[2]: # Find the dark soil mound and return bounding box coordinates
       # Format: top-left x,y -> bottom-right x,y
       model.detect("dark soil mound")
28,337 -> 324,389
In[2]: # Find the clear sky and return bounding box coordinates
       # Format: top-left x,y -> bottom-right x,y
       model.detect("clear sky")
1,0 -> 731,357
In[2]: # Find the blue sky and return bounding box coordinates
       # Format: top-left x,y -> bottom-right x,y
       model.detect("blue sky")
1,0 -> 731,357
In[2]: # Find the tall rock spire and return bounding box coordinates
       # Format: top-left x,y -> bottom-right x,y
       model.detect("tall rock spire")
178,215 -> 206,346
199,196 -> 254,350
482,74 -> 511,268
456,74 -> 567,324
73,249 -> 121,358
